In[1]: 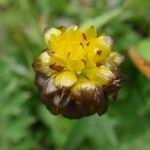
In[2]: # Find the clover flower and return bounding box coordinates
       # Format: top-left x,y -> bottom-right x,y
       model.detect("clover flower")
33,26 -> 124,119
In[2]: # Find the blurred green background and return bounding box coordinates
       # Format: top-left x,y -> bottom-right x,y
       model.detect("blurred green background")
0,0 -> 150,150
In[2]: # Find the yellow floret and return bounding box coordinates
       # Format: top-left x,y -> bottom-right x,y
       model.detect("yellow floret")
83,65 -> 115,85
71,77 -> 96,97
54,71 -> 77,88
108,51 -> 125,65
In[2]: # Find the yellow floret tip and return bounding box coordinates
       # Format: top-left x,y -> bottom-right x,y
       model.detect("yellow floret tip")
55,71 -> 77,88
71,77 -> 96,100
84,65 -> 115,85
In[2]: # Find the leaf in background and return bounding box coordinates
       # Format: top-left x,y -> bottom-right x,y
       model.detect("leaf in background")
63,118 -> 90,150
127,0 -> 150,23
0,57 -> 37,150
119,130 -> 150,150
37,105 -> 72,147
136,38 -> 150,62
0,0 -> 9,6
81,7 -> 123,29
95,115 -> 118,146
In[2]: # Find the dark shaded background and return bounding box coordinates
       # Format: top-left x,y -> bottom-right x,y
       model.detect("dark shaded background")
0,0 -> 150,150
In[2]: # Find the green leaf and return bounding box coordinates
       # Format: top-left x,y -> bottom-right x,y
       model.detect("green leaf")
137,38 -> 150,62
63,118 -> 90,150
97,116 -> 118,146
81,7 -> 123,29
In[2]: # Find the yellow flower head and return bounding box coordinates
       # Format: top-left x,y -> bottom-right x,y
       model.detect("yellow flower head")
33,25 -> 124,119
42,26 -> 124,87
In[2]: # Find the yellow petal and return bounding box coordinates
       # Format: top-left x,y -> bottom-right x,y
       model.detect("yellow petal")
99,35 -> 113,46
58,26 -> 67,32
50,55 -> 67,68
38,51 -> 51,64
33,51 -> 52,76
44,28 -> 62,45
71,77 -> 96,96
63,26 -> 82,42
67,60 -> 85,74
67,25 -> 79,31
108,51 -> 125,65
84,65 -> 115,85
84,26 -> 97,39
94,35 -> 113,63
54,71 -> 77,88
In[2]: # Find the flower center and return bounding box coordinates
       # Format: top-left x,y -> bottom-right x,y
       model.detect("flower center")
45,26 -> 112,76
